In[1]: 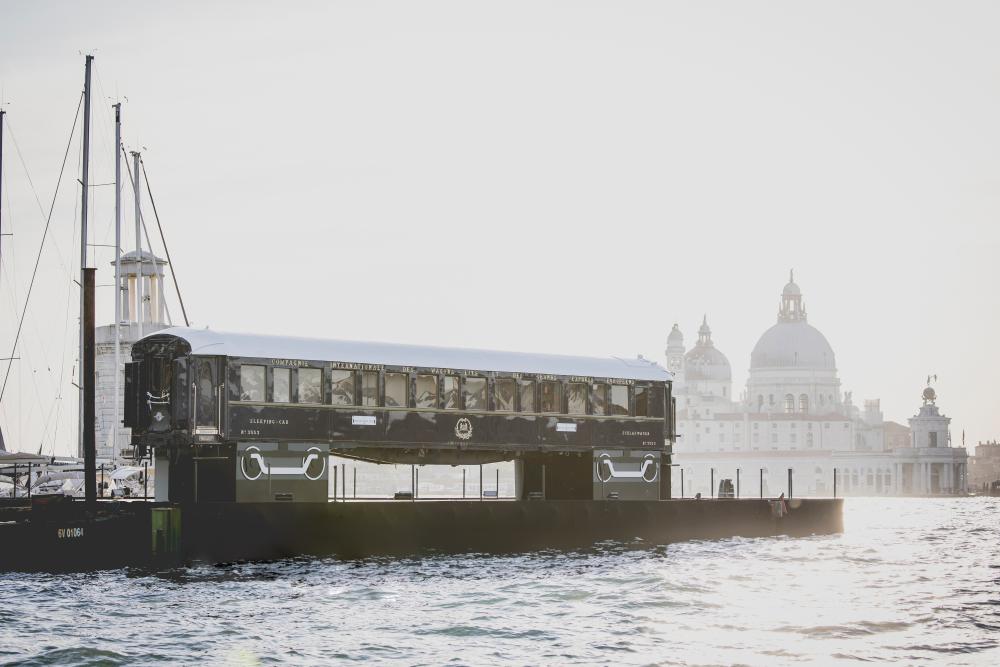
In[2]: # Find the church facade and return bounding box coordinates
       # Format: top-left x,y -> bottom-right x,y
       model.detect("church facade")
668,273 -> 968,497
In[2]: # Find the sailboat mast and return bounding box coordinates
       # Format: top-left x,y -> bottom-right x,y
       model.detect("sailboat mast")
0,108 -> 5,453
78,55 -> 97,504
0,108 -> 5,298
78,55 -> 93,459
132,150 -> 143,339
113,103 -> 122,461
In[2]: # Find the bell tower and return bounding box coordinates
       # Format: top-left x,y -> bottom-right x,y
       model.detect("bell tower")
119,250 -> 169,329
95,250 -> 171,461
665,323 -> 685,384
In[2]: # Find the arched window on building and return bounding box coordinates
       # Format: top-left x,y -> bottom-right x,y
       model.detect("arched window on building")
799,394 -> 809,413
819,393 -> 825,407
769,394 -> 775,406
784,394 -> 794,414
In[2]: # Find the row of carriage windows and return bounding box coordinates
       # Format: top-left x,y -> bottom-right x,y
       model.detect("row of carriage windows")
237,365 -> 657,416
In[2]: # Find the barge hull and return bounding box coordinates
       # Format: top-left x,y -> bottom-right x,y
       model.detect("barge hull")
185,499 -> 842,562
0,498 -> 842,571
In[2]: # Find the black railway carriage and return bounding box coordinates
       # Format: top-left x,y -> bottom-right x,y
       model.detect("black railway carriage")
125,328 -> 676,503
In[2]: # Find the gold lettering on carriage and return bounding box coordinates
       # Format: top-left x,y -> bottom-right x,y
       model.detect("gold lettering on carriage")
332,362 -> 383,371
270,359 -> 311,367
249,418 -> 290,425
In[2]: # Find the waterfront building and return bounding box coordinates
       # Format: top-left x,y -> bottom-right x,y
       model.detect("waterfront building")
968,440 -> 1000,492
94,250 -> 170,460
670,273 -> 968,497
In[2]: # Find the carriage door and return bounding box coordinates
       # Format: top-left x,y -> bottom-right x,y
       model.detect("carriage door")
192,356 -> 225,437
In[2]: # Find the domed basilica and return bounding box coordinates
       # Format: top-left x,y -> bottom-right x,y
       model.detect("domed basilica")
666,273 -> 967,497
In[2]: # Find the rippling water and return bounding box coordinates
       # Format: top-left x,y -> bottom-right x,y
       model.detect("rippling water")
1,498 -> 998,666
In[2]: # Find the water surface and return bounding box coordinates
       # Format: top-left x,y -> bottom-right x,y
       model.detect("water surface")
1,498 -> 998,665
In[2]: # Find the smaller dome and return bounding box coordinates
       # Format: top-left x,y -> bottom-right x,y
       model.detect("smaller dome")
684,316 -> 731,382
922,386 -> 936,403
685,346 -> 732,382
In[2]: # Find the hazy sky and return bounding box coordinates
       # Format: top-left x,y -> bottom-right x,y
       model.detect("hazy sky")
1,1 -> 997,456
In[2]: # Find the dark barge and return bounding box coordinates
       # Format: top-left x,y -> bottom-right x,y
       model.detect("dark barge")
0,328 -> 842,572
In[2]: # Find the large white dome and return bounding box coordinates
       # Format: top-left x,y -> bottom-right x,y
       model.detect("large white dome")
750,273 -> 836,370
751,321 -> 835,369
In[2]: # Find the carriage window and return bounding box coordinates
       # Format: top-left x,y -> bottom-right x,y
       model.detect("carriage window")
385,372 -> 408,407
298,368 -> 322,404
541,381 -> 562,413
495,378 -> 515,411
361,371 -> 379,407
240,365 -> 265,401
567,382 -> 588,415
649,385 -> 665,418
443,375 -> 460,409
592,383 -> 608,415
610,384 -> 629,415
273,368 -> 291,403
634,385 -> 649,417
330,369 -> 355,405
464,377 -> 487,411
415,374 -> 437,408
518,380 -> 535,412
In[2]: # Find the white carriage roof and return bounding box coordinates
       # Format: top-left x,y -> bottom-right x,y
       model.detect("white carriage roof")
148,327 -> 672,382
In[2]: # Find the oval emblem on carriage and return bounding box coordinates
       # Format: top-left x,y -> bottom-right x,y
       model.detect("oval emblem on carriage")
240,445 -> 265,481
455,417 -> 473,440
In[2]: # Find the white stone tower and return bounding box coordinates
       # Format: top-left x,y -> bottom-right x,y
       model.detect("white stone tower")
908,384 -> 951,449
900,381 -> 966,494
665,323 -> 685,383
95,250 -> 170,460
